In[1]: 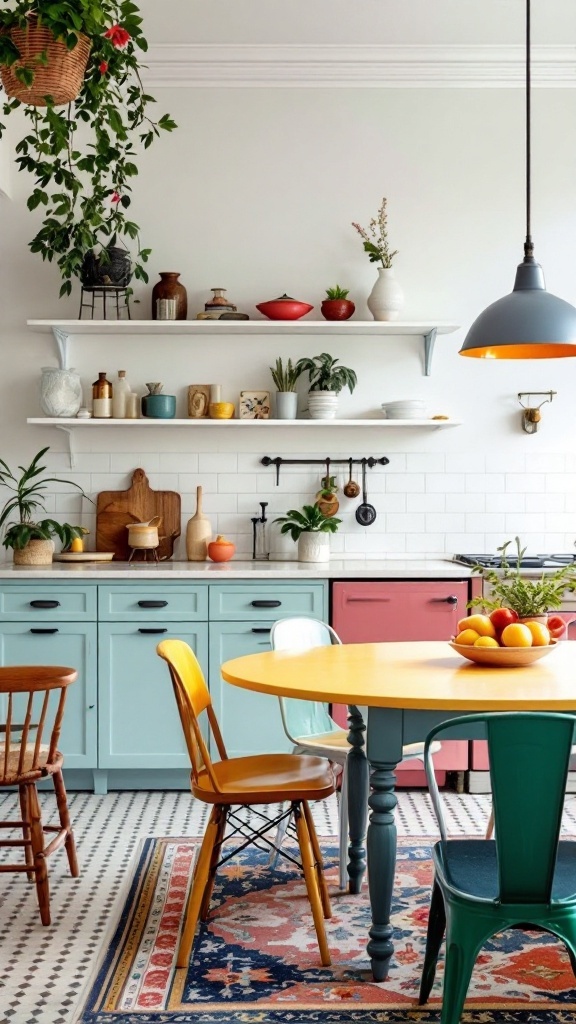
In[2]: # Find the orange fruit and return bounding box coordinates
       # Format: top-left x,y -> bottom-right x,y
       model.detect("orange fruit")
456,614 -> 497,638
454,629 -> 480,646
474,636 -> 500,648
500,623 -> 533,648
523,621 -> 551,647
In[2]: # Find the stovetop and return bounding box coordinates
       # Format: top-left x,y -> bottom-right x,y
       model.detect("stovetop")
453,553 -> 576,569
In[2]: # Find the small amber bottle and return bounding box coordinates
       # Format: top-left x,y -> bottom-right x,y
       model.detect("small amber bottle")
92,372 -> 113,418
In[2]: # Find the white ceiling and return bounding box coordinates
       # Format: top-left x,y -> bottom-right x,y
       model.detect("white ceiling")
138,1 -> 576,46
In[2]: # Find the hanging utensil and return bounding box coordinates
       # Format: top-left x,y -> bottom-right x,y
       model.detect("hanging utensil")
343,457 -> 361,498
355,459 -> 377,526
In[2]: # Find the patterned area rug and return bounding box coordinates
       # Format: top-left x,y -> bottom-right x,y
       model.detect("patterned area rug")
76,836 -> 576,1024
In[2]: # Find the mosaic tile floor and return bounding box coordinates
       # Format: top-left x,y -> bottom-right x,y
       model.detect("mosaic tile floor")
1,789 -> 575,1024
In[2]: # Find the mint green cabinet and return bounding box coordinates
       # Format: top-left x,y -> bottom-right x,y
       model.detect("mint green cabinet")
98,620 -> 208,769
0,621 -> 97,768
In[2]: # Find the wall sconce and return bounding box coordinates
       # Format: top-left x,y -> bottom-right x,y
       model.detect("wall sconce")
517,390 -> 556,434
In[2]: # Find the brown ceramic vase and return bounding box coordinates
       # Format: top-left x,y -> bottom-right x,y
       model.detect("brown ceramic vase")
152,272 -> 188,320
321,299 -> 355,321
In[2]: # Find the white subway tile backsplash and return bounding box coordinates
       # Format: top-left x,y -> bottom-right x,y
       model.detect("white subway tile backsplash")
525,453 -> 565,474
179,473 -> 218,492
465,474 -> 505,494
446,493 -> 486,513
219,474 -> 259,494
110,453 -> 160,473
465,513 -> 506,534
427,474 -> 465,493
449,453 -> 485,474
545,474 -> 576,494
405,453 -> 445,473
406,533 -> 444,553
198,453 -> 237,473
426,513 -> 465,534
386,474 -> 425,493
387,513 -> 425,533
504,513 -> 547,533
485,493 -> 525,513
505,474 -> 546,493
407,493 -> 445,513
523,493 -> 565,513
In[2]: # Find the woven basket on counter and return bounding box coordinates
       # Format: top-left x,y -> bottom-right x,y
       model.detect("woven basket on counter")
0,18 -> 91,106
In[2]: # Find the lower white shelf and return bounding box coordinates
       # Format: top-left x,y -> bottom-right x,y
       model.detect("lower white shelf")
27,417 -> 461,428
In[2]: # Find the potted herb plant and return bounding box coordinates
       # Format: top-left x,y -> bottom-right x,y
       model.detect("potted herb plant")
0,447 -> 90,565
321,285 -> 355,321
352,196 -> 403,320
274,504 -> 341,563
0,1 -> 177,298
269,357 -> 304,420
469,537 -> 576,626
295,352 -> 357,420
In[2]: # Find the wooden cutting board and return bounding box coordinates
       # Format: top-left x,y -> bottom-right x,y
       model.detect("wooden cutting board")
96,468 -> 181,561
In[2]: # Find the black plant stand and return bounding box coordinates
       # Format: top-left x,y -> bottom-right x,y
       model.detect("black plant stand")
79,285 -> 131,320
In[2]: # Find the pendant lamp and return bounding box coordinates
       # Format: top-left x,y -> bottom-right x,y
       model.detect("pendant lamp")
459,0 -> 576,359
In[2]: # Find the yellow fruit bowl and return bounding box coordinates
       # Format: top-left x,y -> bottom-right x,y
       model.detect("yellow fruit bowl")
448,638 -> 558,668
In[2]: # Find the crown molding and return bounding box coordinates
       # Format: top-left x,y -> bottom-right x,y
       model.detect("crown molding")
143,44 -> 576,89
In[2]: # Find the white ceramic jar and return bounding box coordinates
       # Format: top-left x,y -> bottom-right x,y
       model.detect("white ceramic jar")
307,391 -> 338,420
40,367 -> 83,418
367,267 -> 405,321
298,531 -> 330,562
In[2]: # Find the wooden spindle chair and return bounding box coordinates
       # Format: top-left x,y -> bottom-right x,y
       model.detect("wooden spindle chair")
0,665 -> 79,924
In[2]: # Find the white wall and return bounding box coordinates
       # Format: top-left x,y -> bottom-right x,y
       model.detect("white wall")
1,4 -> 576,559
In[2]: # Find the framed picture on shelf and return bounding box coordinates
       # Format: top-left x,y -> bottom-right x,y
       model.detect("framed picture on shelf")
188,385 -> 211,418
239,390 -> 271,419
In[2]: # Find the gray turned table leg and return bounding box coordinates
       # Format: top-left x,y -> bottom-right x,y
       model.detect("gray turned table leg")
365,706 -> 404,982
346,704 -> 369,893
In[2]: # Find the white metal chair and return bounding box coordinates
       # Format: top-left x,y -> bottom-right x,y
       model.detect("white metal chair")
270,616 -> 440,890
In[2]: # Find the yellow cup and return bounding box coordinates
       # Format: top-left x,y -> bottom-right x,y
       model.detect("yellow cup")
209,402 -> 235,419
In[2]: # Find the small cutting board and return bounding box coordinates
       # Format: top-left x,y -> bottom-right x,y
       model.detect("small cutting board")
96,468 -> 181,561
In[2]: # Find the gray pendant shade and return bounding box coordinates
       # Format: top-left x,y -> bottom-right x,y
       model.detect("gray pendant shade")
460,254 -> 576,359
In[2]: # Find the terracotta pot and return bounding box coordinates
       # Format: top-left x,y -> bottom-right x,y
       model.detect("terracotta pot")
208,536 -> 236,562
152,272 -> 188,320
321,299 -> 355,321
13,539 -> 54,566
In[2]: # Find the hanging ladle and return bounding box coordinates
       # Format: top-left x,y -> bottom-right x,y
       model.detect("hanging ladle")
355,458 -> 377,526
343,457 -> 361,499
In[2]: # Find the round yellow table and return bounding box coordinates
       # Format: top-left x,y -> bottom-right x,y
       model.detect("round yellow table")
221,639 -> 576,980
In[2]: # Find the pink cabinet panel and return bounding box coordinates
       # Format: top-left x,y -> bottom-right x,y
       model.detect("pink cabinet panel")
331,580 -> 470,786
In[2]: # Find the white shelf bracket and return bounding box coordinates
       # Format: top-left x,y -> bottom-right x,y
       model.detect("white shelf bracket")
52,327 -> 71,370
55,426 -> 76,469
423,327 -> 437,376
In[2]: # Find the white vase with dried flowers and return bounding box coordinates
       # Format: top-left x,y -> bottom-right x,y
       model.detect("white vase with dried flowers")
352,197 -> 404,321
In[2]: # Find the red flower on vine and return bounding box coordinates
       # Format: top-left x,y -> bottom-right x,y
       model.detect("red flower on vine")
104,26 -> 131,49
111,191 -> 121,204
99,61 -> 108,74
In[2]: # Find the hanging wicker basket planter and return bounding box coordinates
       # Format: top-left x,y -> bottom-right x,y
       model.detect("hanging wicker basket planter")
0,17 -> 91,106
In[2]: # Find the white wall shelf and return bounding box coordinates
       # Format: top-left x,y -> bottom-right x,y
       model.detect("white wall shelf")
27,319 -> 460,376
27,416 -> 462,468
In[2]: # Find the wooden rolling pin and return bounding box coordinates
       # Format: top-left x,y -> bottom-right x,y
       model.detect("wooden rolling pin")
186,485 -> 212,561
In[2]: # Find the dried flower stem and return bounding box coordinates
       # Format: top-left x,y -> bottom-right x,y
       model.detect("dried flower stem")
352,196 -> 399,269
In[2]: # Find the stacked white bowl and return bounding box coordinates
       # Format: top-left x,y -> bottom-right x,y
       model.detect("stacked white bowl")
381,399 -> 427,420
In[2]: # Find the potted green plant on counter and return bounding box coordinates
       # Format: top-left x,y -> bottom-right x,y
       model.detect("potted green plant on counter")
0,0 -> 177,297
269,357 -> 303,420
0,447 -> 90,565
321,285 -> 355,321
468,537 -> 576,633
274,504 -> 341,563
295,352 -> 357,420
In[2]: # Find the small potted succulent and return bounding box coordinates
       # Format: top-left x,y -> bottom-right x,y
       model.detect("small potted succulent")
0,447 -> 90,565
295,352 -> 357,420
269,357 -> 304,420
274,504 -> 341,563
321,285 -> 355,321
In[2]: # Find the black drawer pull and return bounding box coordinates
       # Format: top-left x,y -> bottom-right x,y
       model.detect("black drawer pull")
30,628 -> 59,634
430,595 -> 459,605
251,627 -> 271,634
251,600 -> 281,608
138,627 -> 168,634
138,600 -> 168,608
29,600 -> 60,609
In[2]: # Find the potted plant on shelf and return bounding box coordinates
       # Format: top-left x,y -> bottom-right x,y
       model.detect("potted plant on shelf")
274,504 -> 341,563
295,352 -> 357,420
269,357 -> 304,420
468,537 -> 576,636
0,447 -> 90,565
0,1 -> 177,298
352,196 -> 403,321
321,285 -> 355,321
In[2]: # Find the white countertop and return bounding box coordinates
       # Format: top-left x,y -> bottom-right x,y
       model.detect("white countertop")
0,558 -> 473,580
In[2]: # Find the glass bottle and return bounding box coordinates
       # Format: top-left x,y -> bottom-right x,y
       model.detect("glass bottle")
252,502 -> 270,560
92,372 -> 113,418
111,370 -> 131,418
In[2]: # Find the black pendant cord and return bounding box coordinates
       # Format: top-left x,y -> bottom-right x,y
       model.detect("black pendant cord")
524,0 -> 533,258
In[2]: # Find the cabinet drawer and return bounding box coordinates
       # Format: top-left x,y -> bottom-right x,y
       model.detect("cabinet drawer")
210,583 -> 326,621
98,584 -> 208,621
0,585 -> 96,621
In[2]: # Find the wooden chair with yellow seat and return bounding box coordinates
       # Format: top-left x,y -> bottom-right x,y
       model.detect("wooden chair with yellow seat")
0,665 -> 79,925
156,638 -> 336,969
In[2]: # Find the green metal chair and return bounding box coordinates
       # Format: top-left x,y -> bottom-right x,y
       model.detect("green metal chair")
419,712 -> 576,1024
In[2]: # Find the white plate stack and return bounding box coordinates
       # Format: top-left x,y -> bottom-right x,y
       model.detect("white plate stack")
381,400 -> 427,420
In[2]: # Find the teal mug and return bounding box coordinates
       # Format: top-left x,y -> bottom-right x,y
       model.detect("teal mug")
141,393 -> 176,418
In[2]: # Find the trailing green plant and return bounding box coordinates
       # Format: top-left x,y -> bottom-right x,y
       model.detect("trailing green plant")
295,353 -> 357,394
352,196 -> 398,269
0,0 -> 177,296
0,446 -> 91,551
468,536 -> 576,618
269,357 -> 303,393
273,504 -> 341,542
325,284 -> 350,300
